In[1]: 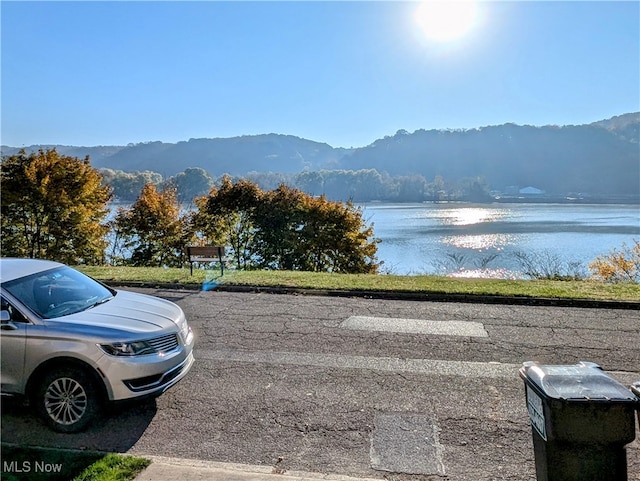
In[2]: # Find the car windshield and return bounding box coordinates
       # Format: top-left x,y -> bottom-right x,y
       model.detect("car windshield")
2,266 -> 115,319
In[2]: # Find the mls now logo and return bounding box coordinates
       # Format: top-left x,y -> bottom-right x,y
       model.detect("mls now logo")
3,460 -> 63,474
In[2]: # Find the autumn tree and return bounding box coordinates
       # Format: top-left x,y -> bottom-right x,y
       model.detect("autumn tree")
286,193 -> 379,273
191,176 -> 261,269
195,179 -> 380,273
1,149 -> 112,264
111,183 -> 190,267
252,185 -> 379,273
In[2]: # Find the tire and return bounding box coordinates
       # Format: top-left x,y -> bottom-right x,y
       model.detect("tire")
34,366 -> 102,433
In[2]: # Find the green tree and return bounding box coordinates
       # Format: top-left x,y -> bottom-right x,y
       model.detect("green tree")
245,171 -> 291,191
252,184 -> 380,273
294,170 -> 325,196
193,175 -> 261,269
252,185 -> 307,270
457,176 -> 491,202
111,183 -> 190,266
1,149 -> 112,264
100,169 -> 163,201
395,174 -> 427,202
167,167 -> 215,203
322,170 -> 357,200
352,169 -> 387,202
426,175 -> 446,201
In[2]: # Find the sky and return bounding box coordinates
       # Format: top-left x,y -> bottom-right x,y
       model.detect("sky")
1,1 -> 639,149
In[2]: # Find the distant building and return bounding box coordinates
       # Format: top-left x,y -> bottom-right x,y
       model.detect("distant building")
502,185 -> 546,196
519,186 -> 545,195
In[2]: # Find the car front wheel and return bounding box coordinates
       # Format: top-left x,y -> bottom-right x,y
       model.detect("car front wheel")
34,366 -> 102,433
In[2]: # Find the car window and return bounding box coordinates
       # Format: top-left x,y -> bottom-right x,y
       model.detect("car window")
2,267 -> 115,319
0,295 -> 28,322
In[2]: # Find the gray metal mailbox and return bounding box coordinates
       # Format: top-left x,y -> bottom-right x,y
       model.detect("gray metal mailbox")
520,361 -> 638,481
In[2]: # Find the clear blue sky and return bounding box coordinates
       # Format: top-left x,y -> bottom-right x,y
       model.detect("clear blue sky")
2,1 -> 639,148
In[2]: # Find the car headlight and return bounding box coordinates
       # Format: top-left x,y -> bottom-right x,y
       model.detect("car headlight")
99,341 -> 155,356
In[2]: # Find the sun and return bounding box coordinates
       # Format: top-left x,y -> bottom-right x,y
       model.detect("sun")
414,1 -> 479,43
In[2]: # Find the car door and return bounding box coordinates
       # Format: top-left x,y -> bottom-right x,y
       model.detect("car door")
0,295 -> 29,394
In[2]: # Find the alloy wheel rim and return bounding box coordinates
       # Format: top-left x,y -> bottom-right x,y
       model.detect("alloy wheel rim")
44,377 -> 88,425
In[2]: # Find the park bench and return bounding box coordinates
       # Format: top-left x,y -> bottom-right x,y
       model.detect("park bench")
186,246 -> 226,275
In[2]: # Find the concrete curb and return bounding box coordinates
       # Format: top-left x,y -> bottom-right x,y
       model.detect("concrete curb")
111,281 -> 640,310
134,456 -> 382,481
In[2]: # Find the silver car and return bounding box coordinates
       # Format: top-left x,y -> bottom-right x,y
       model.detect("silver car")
0,258 -> 195,432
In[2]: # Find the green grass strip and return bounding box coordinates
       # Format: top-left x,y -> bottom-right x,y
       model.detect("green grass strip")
77,266 -> 640,302
73,454 -> 150,481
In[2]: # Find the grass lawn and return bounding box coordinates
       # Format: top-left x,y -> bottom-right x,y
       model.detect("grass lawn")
77,266 -> 640,303
0,445 -> 149,481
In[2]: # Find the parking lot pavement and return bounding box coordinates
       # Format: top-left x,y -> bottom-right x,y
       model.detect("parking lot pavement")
133,289 -> 640,480
3,289 -> 640,480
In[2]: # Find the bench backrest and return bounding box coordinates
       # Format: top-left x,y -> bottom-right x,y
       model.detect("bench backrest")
186,246 -> 225,259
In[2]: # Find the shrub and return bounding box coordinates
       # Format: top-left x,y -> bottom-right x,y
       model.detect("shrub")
589,240 -> 640,283
512,250 -> 587,281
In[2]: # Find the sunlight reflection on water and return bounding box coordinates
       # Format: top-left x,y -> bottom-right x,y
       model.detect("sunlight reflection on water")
363,203 -> 640,277
427,207 -> 512,226
441,233 -> 517,250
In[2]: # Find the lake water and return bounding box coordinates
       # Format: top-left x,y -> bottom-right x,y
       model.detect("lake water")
360,203 -> 640,277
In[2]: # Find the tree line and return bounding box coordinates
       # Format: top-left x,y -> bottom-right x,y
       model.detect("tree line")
2,149 -> 379,273
102,166 -> 492,204
2,149 -> 637,281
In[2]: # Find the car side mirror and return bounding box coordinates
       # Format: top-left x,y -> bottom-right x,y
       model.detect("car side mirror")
0,310 -> 18,330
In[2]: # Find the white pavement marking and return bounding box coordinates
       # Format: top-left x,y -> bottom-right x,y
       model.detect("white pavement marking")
342,316 -> 488,337
196,349 -> 519,378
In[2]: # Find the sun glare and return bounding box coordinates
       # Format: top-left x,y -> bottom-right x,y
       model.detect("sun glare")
414,1 -> 479,43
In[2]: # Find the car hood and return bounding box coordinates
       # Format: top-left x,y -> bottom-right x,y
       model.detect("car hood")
49,289 -> 185,335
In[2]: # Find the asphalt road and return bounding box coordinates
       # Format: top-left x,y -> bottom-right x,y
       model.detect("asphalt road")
2,289 -> 640,481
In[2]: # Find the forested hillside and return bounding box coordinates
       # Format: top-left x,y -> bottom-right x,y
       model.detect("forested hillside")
343,120 -> 639,196
0,135 -> 350,175
2,113 -> 638,198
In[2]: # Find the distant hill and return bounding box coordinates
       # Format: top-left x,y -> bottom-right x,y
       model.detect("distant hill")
2,113 -> 638,196
590,112 -> 639,143
340,118 -> 639,196
0,144 -> 125,167
0,134 -> 350,176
